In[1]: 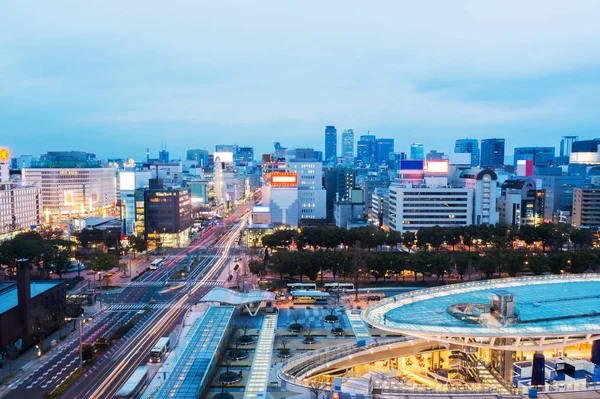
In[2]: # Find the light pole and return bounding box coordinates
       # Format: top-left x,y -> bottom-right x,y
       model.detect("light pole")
64,316 -> 89,370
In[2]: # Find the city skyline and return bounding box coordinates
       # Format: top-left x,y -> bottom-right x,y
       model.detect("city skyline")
3,1 -> 600,158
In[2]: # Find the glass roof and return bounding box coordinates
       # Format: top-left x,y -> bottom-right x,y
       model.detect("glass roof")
155,306 -> 234,399
363,274 -> 600,337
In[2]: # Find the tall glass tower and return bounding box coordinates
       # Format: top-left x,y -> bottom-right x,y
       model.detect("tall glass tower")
341,129 -> 354,165
410,143 -> 424,161
325,125 -> 337,163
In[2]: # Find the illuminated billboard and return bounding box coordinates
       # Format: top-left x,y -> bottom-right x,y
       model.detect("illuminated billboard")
0,147 -> 9,163
424,160 -> 449,174
270,172 -> 298,187
252,206 -> 271,213
400,160 -> 424,170
213,151 -> 234,163
119,172 -> 136,191
64,191 -> 75,206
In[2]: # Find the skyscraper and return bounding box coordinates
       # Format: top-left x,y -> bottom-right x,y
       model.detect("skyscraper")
341,129 -> 354,165
357,134 -> 376,165
375,138 -> 394,164
410,143 -> 424,161
325,125 -> 337,163
480,138 -> 505,168
454,138 -> 480,167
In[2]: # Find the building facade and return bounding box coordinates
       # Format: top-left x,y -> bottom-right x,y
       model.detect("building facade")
144,179 -> 192,248
0,184 -> 42,237
324,125 -> 337,163
22,167 -> 116,222
513,147 -> 555,168
384,184 -> 473,233
454,138 -> 480,167
480,138 -> 505,169
341,129 -> 354,165
410,143 -> 424,161
572,185 -> 600,229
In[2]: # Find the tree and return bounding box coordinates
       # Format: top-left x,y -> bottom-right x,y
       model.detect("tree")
88,250 -> 118,272
127,235 -> 147,258
570,229 -> 594,249
248,259 -> 265,276
308,380 -> 327,399
277,336 -> 292,358
402,231 -> 416,251
76,228 -> 103,249
526,253 -> 549,275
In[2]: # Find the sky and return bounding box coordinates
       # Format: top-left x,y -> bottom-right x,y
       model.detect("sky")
2,1 -> 600,161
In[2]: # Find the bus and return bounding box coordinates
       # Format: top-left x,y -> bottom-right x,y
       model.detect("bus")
290,290 -> 330,305
287,282 -> 317,291
115,366 -> 149,398
149,337 -> 170,363
324,283 -> 354,292
149,259 -> 163,270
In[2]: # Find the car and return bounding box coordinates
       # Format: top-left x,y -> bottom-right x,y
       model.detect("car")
367,295 -> 381,301
149,299 -> 157,304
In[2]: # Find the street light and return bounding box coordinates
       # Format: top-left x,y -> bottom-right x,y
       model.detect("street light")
64,316 -> 89,370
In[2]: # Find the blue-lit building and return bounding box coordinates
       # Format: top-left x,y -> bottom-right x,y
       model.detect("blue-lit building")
480,138 -> 505,168
513,147 -> 555,168
357,134 -> 376,166
324,125 -> 337,163
454,138 -> 479,167
410,143 -> 424,161
375,138 -> 394,165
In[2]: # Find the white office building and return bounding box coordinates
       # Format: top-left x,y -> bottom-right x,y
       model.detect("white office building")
22,167 -> 116,221
384,184 -> 473,233
456,169 -> 499,226
0,184 -> 42,237
286,159 -> 326,220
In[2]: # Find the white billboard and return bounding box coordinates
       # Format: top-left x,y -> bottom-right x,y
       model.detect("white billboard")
119,171 -> 136,191
214,151 -> 234,163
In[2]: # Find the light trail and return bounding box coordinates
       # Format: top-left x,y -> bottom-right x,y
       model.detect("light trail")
86,213 -> 249,399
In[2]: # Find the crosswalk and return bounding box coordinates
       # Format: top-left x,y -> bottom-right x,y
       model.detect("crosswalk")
129,279 -> 225,288
130,281 -> 166,287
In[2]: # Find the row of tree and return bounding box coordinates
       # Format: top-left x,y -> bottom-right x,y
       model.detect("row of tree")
250,247 -> 600,285
0,231 -> 129,278
261,223 -> 595,253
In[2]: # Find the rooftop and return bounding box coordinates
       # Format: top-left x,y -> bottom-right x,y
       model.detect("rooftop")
199,287 -> 275,305
363,274 -> 600,338
0,281 -> 64,314
155,306 -> 234,399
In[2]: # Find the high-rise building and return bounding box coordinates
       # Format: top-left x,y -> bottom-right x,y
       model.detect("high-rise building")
454,139 -> 480,167
572,185 -> 600,229
513,147 -> 555,168
375,138 -> 394,165
324,125 -> 337,163
357,134 -> 376,165
324,167 -> 356,220
186,149 -> 209,168
341,129 -> 354,165
497,179 -> 545,226
144,178 -> 192,248
480,138 -> 505,168
410,143 -> 424,161
286,158 -> 327,220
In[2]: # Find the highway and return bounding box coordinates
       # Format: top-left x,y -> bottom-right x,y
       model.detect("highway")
0,207 -> 249,399
62,211 -> 249,399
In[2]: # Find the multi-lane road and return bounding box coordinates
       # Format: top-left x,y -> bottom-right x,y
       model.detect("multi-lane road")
1,208 -> 249,399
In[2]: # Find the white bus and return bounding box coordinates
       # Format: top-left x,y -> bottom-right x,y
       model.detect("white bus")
287,282 -> 317,291
324,283 -> 354,292
149,259 -> 163,270
291,290 -> 330,305
149,337 -> 170,363
115,366 -> 149,398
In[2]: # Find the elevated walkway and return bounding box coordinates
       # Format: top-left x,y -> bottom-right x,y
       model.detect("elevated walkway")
345,309 -> 373,344
243,313 -> 278,399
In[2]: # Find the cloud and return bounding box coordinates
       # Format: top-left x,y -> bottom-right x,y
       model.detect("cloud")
2,0 -> 600,157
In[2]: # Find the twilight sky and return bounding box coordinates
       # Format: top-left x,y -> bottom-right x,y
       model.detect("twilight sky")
3,1 -> 600,160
